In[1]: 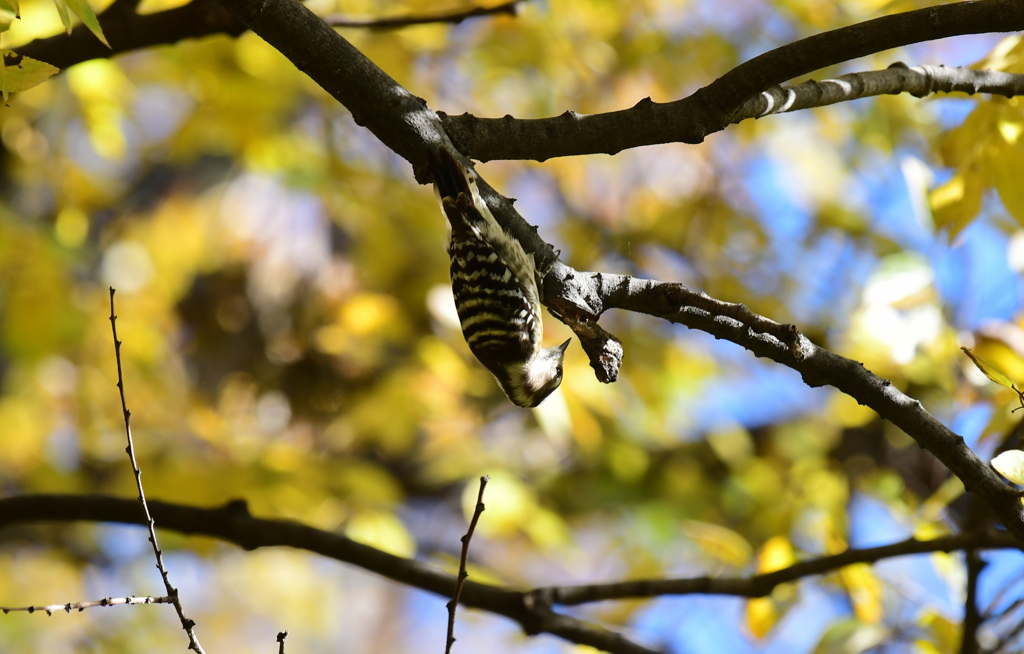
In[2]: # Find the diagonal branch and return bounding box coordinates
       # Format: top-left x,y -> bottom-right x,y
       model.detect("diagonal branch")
442,0 -> 1024,161
543,271 -> 1024,543
0,494 -> 659,654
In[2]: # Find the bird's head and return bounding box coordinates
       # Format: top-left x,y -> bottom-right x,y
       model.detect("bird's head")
502,338 -> 570,408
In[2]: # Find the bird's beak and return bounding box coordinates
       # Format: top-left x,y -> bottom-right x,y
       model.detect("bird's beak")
558,338 -> 571,353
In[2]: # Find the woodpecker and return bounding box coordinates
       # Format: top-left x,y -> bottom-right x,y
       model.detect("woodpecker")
428,149 -> 569,408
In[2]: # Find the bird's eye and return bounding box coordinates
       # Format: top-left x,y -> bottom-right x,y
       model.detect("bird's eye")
556,365 -> 563,376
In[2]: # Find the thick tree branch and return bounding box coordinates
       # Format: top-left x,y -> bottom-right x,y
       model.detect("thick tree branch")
542,271 -> 1024,543
16,0 -> 245,70
528,530 -> 1014,606
442,0 -> 1024,161
0,494 -> 658,654
14,0 -> 523,71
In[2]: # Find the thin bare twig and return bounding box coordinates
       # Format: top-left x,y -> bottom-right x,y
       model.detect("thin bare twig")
986,614 -> 1024,654
446,476 -> 489,654
1,596 -> 172,616
989,595 -> 1024,626
324,1 -> 522,29
109,288 -> 205,654
277,631 -> 288,654
962,549 -> 986,654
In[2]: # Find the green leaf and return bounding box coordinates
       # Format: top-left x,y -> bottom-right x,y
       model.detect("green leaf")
52,0 -> 71,34
992,450 -> 1024,485
0,0 -> 17,33
962,346 -> 1019,390
63,0 -> 109,47
1,51 -> 60,99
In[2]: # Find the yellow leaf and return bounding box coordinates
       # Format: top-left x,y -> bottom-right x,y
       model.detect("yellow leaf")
991,450 -> 1024,485
756,535 -> 795,574
1,51 -> 59,97
929,171 -> 983,239
919,609 -> 961,652
991,139 -> 1024,226
746,597 -> 777,639
998,119 -> 1024,145
464,471 -> 536,538
340,292 -> 400,336
63,0 -> 109,47
344,510 -> 416,558
682,520 -> 752,568
840,563 -> 883,623
940,103 -> 995,166
961,346 -> 1019,391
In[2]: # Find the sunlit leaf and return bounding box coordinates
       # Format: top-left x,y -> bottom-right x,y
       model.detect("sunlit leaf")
52,0 -> 73,34
756,535 -> 795,574
63,0 -> 109,47
929,170 -> 983,239
464,472 -> 536,538
991,137 -> 1024,226
0,51 -> 59,100
812,619 -> 889,654
839,564 -> 882,623
682,520 -> 752,568
343,510 -> 416,558
0,0 -> 16,33
918,609 -> 960,652
746,597 -> 776,639
962,346 -> 1019,390
992,450 -> 1024,485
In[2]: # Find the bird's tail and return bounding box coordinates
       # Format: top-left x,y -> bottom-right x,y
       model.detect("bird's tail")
427,149 -> 472,202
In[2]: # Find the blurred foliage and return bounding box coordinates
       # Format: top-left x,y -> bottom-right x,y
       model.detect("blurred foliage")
0,0 -> 1023,652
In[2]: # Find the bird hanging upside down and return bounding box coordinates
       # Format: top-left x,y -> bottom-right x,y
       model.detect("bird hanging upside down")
427,149 -> 569,408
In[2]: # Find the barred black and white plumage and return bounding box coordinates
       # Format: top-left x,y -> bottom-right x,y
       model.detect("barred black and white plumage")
428,149 -> 569,408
